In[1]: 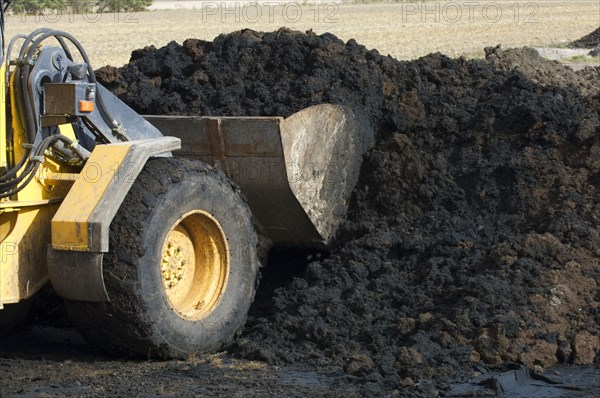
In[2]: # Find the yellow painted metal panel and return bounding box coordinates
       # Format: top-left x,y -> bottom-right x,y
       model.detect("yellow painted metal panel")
0,204 -> 58,304
0,61 -> 6,170
51,144 -> 131,250
8,66 -> 26,171
58,123 -> 77,141
0,52 -> 86,305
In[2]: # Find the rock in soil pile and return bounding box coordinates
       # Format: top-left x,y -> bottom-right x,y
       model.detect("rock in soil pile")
570,27 -> 600,49
96,29 -> 600,395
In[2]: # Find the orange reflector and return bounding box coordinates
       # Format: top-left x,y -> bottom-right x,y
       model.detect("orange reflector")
79,100 -> 95,113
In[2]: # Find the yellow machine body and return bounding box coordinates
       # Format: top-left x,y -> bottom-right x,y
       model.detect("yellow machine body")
0,58 -> 78,307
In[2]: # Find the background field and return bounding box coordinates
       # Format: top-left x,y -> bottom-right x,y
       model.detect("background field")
5,1 -> 600,68
1,2 -> 600,398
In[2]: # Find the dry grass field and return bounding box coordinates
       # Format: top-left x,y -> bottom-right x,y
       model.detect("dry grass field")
5,1 -> 599,68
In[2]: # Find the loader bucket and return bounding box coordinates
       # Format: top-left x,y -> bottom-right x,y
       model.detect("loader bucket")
146,104 -> 374,249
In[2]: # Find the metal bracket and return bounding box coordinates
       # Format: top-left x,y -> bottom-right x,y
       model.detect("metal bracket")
51,137 -> 180,253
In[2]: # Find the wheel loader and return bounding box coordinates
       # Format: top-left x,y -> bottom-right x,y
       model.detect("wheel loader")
0,1 -> 373,357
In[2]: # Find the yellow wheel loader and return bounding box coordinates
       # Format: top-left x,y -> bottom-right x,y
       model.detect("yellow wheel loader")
0,1 -> 373,357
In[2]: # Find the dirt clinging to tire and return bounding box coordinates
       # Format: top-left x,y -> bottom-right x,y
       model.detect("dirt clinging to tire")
96,29 -> 600,394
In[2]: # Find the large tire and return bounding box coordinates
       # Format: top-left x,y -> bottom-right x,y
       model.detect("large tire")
66,157 -> 260,358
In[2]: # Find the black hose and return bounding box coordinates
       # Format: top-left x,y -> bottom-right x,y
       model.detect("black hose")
0,134 -> 74,196
3,34 -> 29,179
20,63 -> 38,143
0,136 -> 53,190
0,165 -> 38,198
14,32 -> 74,143
5,33 -> 26,82
15,31 -> 64,143
0,147 -> 31,182
24,30 -> 125,140
17,28 -> 55,59
0,25 -> 124,196
0,161 -> 35,190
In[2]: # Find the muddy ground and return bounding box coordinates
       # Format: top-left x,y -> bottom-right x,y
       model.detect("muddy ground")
0,291 -> 599,397
2,28 -> 600,397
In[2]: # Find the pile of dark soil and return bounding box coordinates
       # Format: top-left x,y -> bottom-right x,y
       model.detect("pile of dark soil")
570,27 -> 600,49
97,29 -> 600,395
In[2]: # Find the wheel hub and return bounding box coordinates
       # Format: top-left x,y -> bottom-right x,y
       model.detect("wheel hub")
162,226 -> 194,291
160,211 -> 229,320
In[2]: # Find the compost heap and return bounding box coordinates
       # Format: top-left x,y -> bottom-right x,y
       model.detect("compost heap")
97,29 -> 600,393
570,27 -> 600,49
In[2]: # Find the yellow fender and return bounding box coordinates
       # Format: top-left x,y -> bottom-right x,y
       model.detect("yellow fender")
48,137 -> 180,302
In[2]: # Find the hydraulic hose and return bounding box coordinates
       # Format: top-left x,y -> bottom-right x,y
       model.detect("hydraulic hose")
24,30 -> 124,139
1,24 -> 123,197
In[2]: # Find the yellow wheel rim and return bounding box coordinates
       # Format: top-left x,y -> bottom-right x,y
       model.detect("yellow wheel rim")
161,210 -> 229,320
